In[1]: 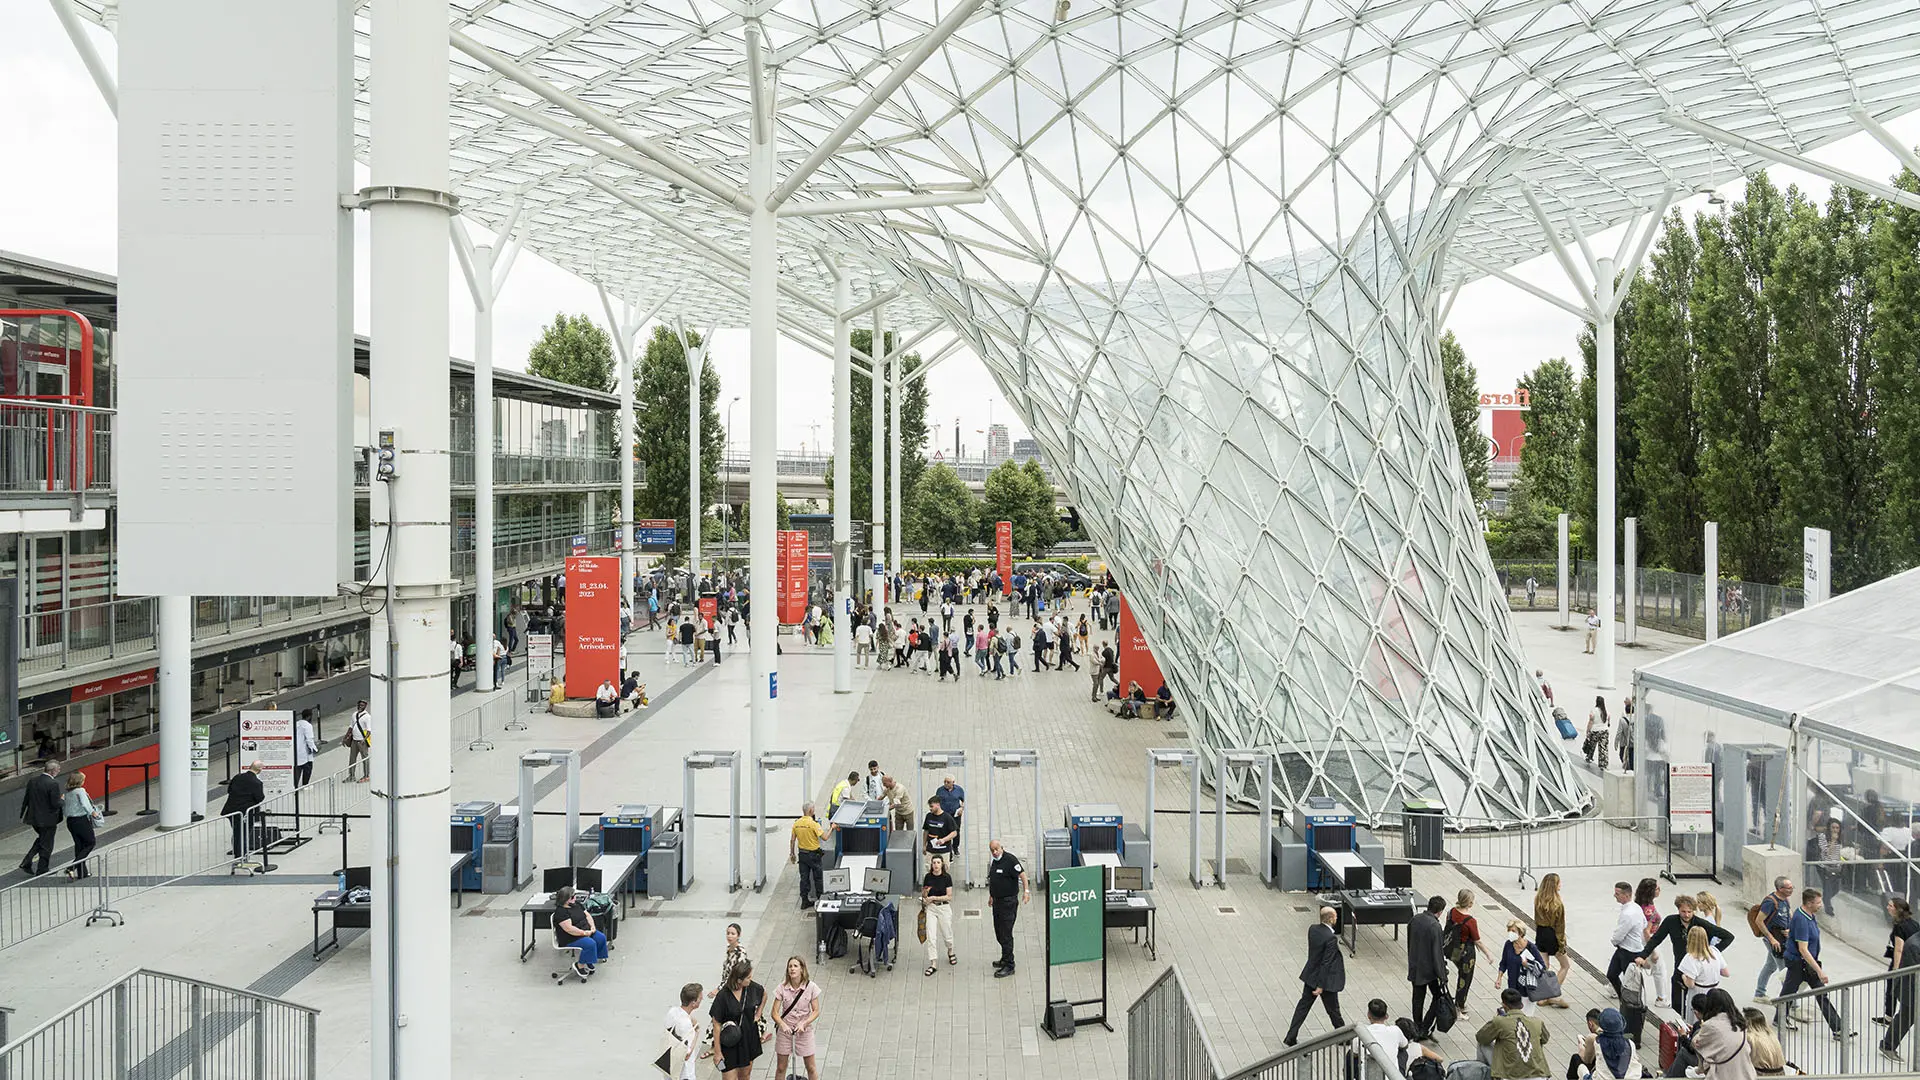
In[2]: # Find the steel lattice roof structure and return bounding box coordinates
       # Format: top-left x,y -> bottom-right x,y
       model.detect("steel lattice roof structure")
75,0 -> 1920,823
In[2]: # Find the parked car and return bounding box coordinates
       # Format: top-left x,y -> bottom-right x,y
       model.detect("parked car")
1014,561 -> 1092,588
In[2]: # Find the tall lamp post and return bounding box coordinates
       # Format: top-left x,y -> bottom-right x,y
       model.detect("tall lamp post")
724,395 -> 740,572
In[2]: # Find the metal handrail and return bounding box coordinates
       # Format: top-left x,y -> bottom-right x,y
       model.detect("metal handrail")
1219,1024 -> 1366,1080
0,968 -> 318,1049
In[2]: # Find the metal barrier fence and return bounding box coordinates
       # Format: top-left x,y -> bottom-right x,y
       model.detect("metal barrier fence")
0,968 -> 318,1080
0,764 -> 369,952
1127,966 -> 1224,1080
1768,966 -> 1920,1075
1383,813 -> 1692,887
19,594 -> 359,680
0,400 -> 112,494
450,689 -> 531,752
1491,559 -> 1805,639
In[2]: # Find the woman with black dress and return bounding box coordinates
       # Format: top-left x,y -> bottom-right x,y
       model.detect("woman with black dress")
706,959 -> 769,1080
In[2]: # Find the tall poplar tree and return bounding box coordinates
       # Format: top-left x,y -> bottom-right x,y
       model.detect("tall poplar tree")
1626,212 -> 1704,573
1871,167 -> 1920,569
1439,331 -> 1491,511
1692,176 -> 1785,583
633,325 -> 725,566
831,329 -> 930,549
1514,357 -> 1581,513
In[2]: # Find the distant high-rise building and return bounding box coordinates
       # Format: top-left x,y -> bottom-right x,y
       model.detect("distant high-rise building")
986,424 -> 1011,464
1011,438 -> 1040,463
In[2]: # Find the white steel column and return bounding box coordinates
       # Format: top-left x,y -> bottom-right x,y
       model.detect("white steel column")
889,347 -> 903,576
1623,517 -> 1638,646
1594,256 -> 1616,690
367,0 -> 452,1073
871,302 -> 886,603
473,243 -> 497,691
157,595 -> 191,828
689,341 -> 704,595
832,267 -> 853,693
746,24 -> 778,762
618,304 -> 635,618
1556,513 -> 1570,628
1705,521 -> 1720,642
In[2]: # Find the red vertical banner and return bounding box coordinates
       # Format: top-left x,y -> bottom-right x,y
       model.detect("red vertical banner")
698,594 -> 718,627
564,556 -> 620,697
1116,594 -> 1165,696
779,530 -> 810,624
996,520 -> 1013,594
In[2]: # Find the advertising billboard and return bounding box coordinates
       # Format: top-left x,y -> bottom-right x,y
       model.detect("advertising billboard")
996,520 -> 1012,594
1115,595 -> 1165,697
564,556 -> 620,697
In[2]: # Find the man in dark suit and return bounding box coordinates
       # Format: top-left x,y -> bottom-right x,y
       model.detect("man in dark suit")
1408,894 -> 1449,1036
16,759 -> 65,876
1285,906 -> 1347,1045
222,761 -> 267,858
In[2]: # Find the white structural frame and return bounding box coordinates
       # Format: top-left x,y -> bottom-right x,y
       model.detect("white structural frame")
1145,748 -> 1206,889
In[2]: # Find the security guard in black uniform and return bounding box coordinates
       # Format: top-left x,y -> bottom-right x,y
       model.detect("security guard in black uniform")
986,838 -> 1029,977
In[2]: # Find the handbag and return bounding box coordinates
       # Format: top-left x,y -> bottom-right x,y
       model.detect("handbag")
1527,970 -> 1563,1002
917,903 -> 928,943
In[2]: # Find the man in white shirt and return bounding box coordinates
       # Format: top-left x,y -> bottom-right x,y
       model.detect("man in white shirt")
293,711 -> 320,787
940,599 -> 955,632
1605,881 -> 1645,1000
854,620 -> 874,667
491,637 -> 510,686
664,982 -> 701,1080
1584,609 -> 1602,653
1360,997 -> 1440,1079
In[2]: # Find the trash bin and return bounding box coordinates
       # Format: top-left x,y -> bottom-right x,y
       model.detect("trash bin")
1403,799 -> 1445,863
647,831 -> 682,900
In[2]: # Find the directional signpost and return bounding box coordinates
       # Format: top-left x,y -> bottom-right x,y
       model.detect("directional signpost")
1043,863 -> 1110,1037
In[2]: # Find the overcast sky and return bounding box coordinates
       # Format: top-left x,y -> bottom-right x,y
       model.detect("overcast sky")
7,7 -> 1919,456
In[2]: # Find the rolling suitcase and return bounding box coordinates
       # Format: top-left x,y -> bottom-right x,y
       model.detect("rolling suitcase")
1556,713 -> 1579,740
1658,1020 -> 1686,1071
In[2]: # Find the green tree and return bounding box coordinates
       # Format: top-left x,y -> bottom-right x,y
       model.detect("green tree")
1693,175 -> 1786,583
633,325 -> 724,567
1439,331 -> 1490,511
1514,357 -> 1581,515
831,330 -> 930,547
1626,211 -> 1704,573
1871,166 -> 1920,569
906,463 -> 981,555
525,313 -> 614,392
1763,191 -> 1862,588
982,460 -> 1062,556
1822,186 -> 1885,589
732,489 -> 792,537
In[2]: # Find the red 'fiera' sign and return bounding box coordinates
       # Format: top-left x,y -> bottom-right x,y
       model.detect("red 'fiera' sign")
996,520 -> 1012,594
779,530 -> 810,624
565,556 -> 620,697
1116,594 -> 1165,697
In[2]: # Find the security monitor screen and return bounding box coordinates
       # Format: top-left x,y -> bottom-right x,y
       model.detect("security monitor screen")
1109,865 -> 1145,891
822,867 -> 852,894
1342,864 -> 1373,891
840,828 -> 881,855
1383,862 -> 1413,889
862,867 -> 891,894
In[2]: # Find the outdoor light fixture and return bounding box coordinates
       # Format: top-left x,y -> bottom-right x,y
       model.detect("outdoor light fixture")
670,183 -> 685,204
1054,0 -> 1070,22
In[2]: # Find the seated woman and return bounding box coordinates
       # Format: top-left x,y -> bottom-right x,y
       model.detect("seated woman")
552,885 -> 609,977
547,677 -> 566,708
594,679 -> 620,718
1119,682 -> 1148,718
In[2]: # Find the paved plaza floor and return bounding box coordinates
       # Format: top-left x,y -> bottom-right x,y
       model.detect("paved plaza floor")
0,603 -> 1897,1077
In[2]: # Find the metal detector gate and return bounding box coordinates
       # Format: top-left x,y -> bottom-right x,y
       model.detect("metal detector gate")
684,750 -> 742,893
517,748 -> 582,888
987,749 -> 1042,882
1147,748 -> 1206,888
917,750 -> 973,887
754,749 -> 812,891
1215,749 -> 1274,888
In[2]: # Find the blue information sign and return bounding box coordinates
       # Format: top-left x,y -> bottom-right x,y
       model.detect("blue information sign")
636,518 -> 678,552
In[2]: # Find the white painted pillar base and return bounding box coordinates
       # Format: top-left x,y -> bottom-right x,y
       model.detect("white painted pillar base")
870,303 -> 886,605
157,595 -> 191,828
1705,521 -> 1719,642
1623,517 -> 1638,646
475,243 -> 496,692
746,80 -> 779,762
1556,513 -> 1570,628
